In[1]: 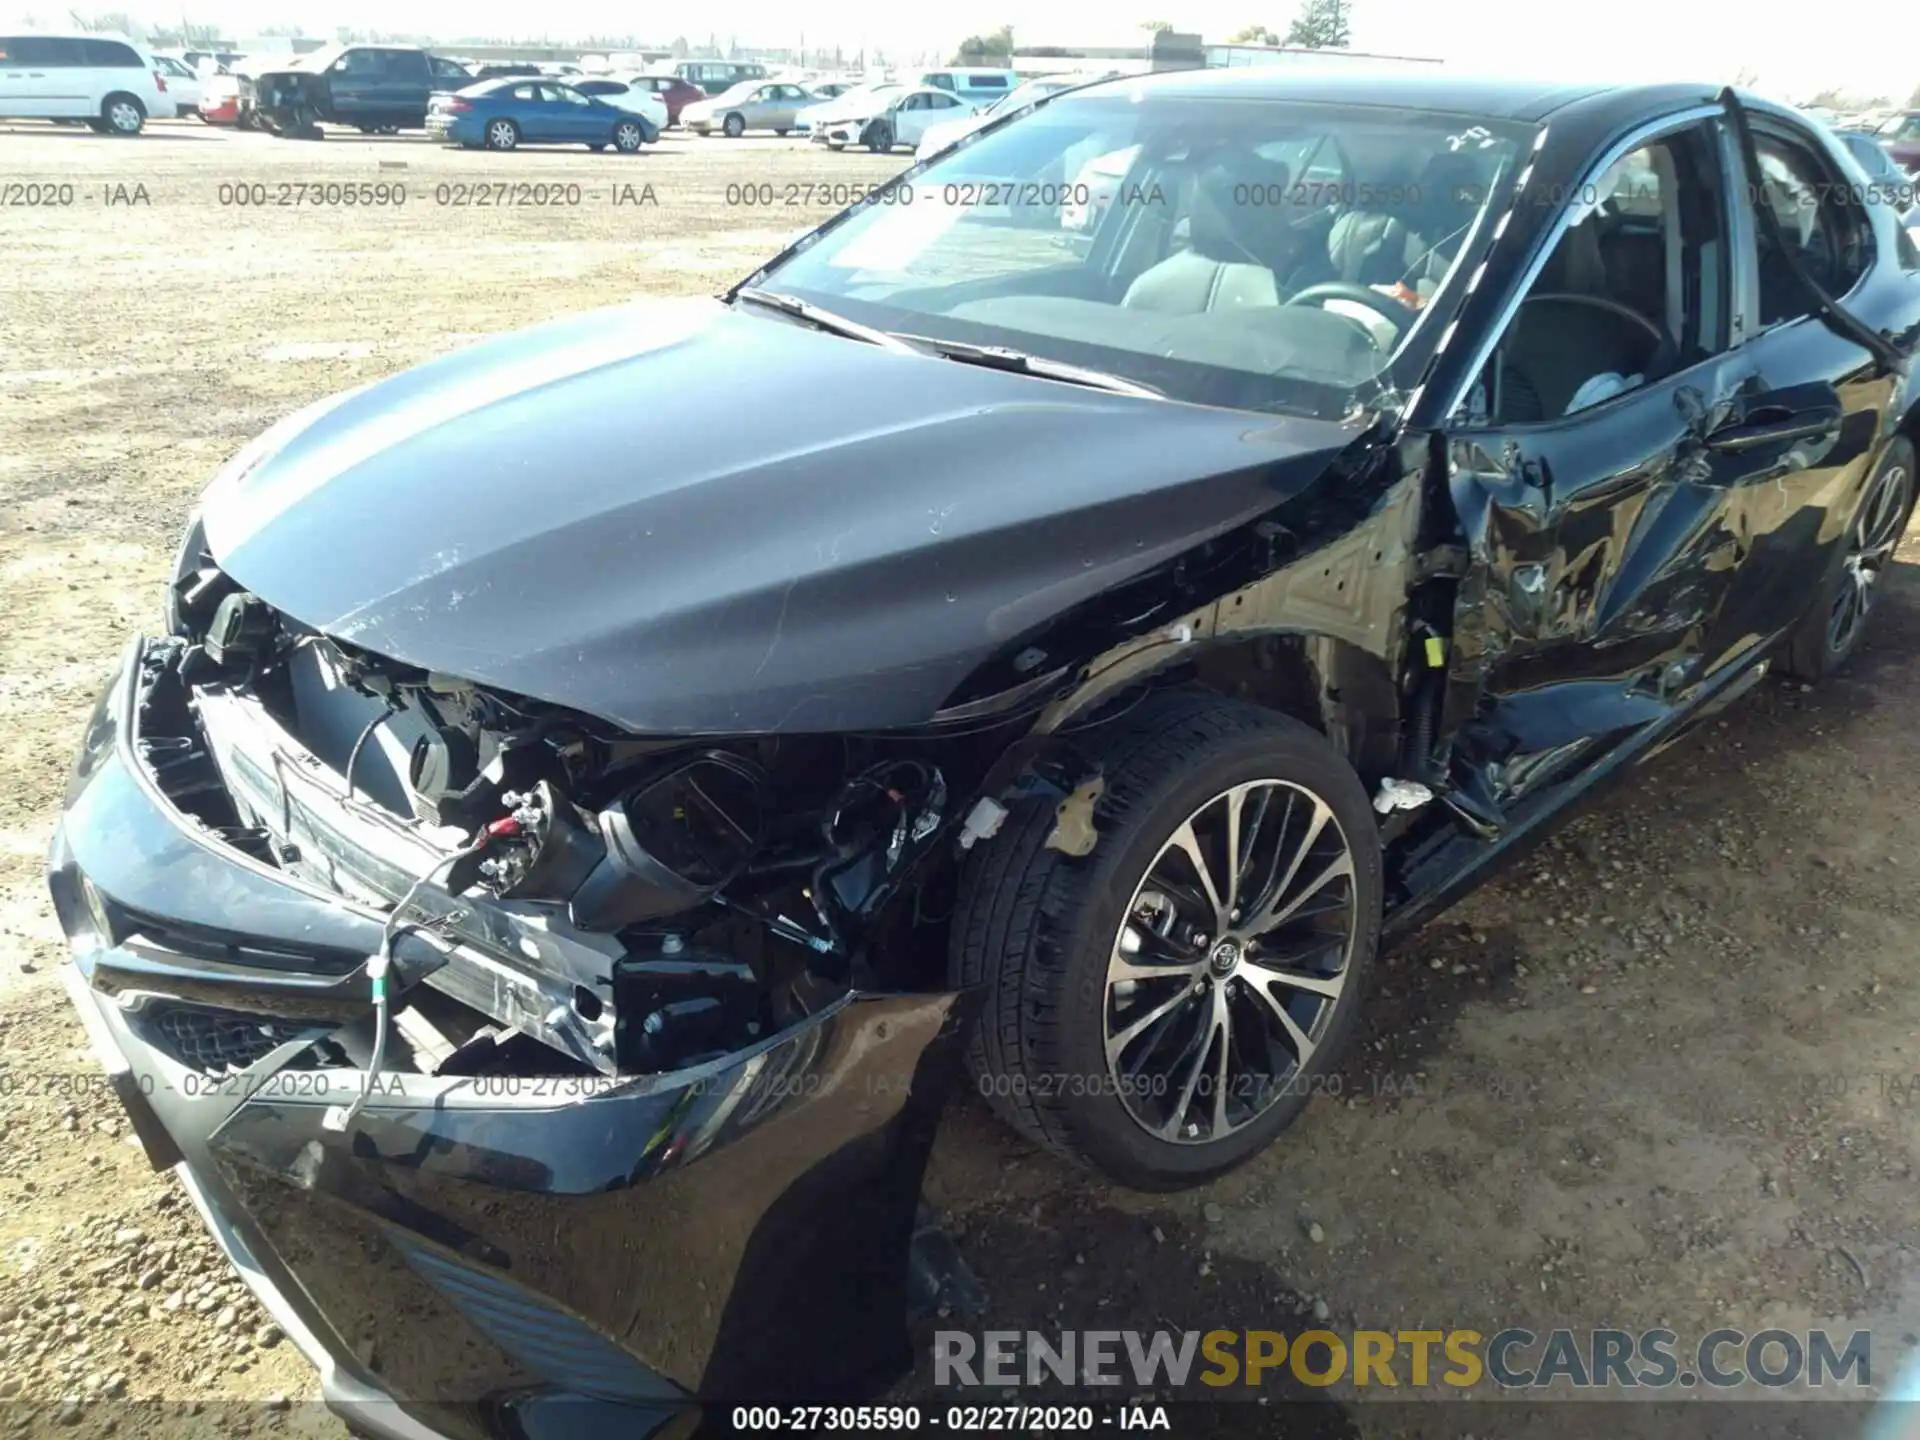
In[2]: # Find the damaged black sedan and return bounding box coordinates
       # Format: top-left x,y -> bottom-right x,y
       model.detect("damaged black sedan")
49,70 -> 1920,1431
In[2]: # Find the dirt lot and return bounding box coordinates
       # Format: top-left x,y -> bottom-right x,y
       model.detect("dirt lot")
2,117 -> 1918,1436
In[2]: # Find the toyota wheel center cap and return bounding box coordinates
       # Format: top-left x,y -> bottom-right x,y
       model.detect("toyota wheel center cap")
1208,938 -> 1242,975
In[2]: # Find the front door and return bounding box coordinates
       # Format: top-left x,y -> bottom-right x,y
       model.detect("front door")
1439,115 -> 1772,810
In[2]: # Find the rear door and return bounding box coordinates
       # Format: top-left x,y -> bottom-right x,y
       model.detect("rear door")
377,48 -> 430,121
1708,109 -> 1911,647
1438,112 -> 1765,812
768,83 -> 809,129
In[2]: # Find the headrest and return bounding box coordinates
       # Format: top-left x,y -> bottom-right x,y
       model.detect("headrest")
1188,155 -> 1295,267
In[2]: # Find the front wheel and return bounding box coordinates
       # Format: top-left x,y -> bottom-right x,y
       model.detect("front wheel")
951,690 -> 1381,1190
484,117 -> 519,151
863,120 -> 893,153
722,112 -> 745,138
1783,435 -> 1915,682
611,120 -> 645,153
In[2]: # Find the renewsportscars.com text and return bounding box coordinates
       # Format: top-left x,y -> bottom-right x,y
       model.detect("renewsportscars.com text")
934,1327 -> 1872,1390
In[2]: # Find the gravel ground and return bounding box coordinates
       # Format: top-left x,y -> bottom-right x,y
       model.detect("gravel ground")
2,117 -> 1918,1436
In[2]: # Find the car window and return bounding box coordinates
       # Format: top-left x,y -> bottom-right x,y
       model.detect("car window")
928,74 -> 954,90
5,36 -> 82,65
430,56 -> 468,79
971,76 -> 1009,90
79,39 -> 142,67
1466,121 -> 1730,424
1746,131 -> 1872,324
506,82 -> 540,101
553,85 -> 592,106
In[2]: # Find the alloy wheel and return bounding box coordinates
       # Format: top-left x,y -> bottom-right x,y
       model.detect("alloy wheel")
1829,462 -> 1910,655
614,122 -> 643,152
487,120 -> 517,150
107,100 -> 142,134
1103,780 -> 1358,1145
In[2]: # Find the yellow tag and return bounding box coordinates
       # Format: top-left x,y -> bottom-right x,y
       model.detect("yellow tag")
1424,635 -> 1447,667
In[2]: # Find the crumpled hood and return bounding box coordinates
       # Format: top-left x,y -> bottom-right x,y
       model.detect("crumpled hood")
203,296 -> 1362,733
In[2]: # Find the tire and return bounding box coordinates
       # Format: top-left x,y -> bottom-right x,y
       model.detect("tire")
101,93 -> 145,136
774,127 -> 789,136
722,112 -> 745,138
587,142 -> 606,151
1783,436 -> 1915,682
611,120 -> 645,153
484,117 -> 519,152
863,120 -> 893,153
826,140 -> 844,151
951,689 -> 1382,1190
84,119 -> 108,133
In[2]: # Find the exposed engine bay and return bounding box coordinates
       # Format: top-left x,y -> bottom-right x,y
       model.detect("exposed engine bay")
154,561 -> 1011,1084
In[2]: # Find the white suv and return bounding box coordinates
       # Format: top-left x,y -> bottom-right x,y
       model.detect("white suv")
0,32 -> 177,134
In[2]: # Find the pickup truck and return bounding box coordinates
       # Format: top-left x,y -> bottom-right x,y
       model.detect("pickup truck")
253,43 -> 471,137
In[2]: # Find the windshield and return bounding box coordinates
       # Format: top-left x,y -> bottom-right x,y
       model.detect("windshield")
756,92 -> 1528,417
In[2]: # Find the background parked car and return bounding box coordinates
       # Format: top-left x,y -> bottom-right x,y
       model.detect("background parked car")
621,72 -> 704,125
150,53 -> 202,118
673,59 -> 769,96
683,79 -> 813,137
253,44 -> 470,138
795,80 -> 901,135
427,77 -> 655,152
911,66 -> 1019,108
1877,110 -> 1920,174
180,48 -> 241,73
812,85 -> 972,153
0,31 -> 176,134
914,71 -> 1115,160
1833,128 -> 1920,237
568,77 -> 669,134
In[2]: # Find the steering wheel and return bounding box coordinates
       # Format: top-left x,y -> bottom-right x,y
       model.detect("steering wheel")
1518,292 -> 1677,377
1284,281 -> 1422,332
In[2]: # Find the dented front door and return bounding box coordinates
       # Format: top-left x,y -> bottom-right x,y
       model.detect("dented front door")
1443,349 -> 1762,805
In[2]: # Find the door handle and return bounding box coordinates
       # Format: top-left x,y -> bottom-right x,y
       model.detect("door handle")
1706,403 -> 1841,453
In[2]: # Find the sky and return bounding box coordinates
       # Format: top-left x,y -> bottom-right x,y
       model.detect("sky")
7,0 -> 1915,103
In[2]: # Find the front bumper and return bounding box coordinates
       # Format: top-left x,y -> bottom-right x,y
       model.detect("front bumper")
49,639 -> 967,1438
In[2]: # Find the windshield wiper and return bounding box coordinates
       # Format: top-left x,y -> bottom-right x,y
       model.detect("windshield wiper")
733,288 -> 923,355
898,335 -> 1165,399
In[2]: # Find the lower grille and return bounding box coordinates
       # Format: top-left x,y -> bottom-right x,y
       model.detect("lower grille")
139,1002 -> 310,1073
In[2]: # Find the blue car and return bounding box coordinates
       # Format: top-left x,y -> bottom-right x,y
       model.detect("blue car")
426,77 -> 656,152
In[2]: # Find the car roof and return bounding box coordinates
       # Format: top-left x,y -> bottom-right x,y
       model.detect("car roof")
4,28 -> 146,43
1070,68 -> 1718,125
